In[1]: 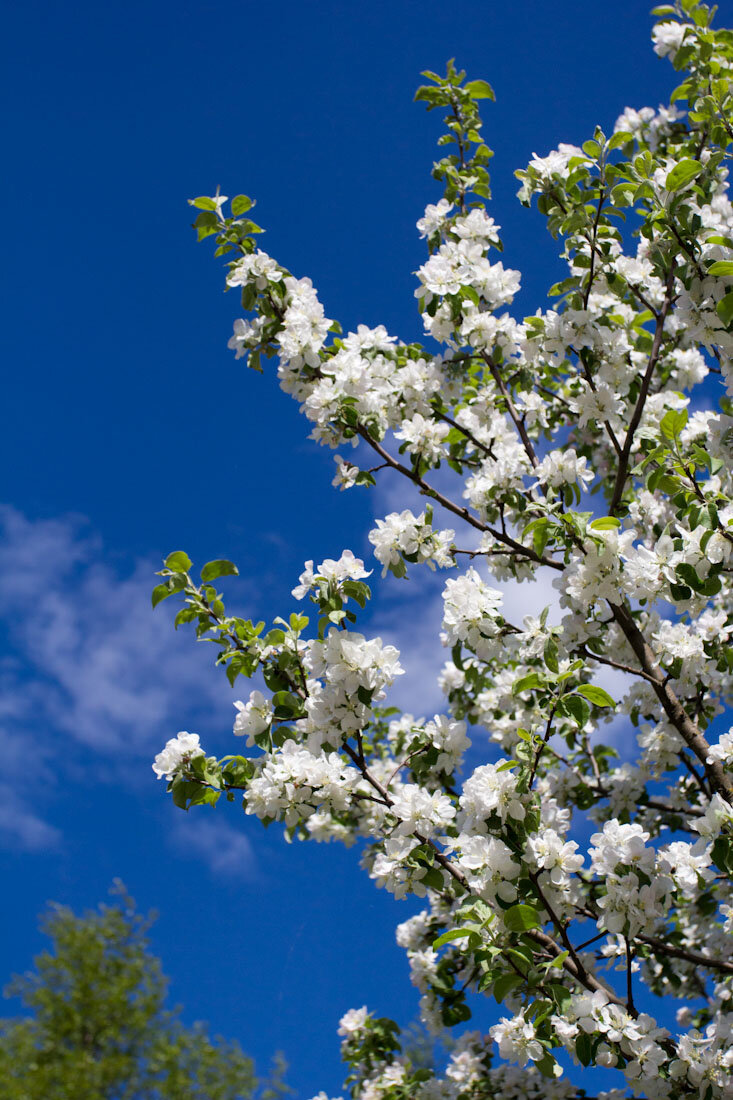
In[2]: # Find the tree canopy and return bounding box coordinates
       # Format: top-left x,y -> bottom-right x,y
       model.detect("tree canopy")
0,885 -> 286,1100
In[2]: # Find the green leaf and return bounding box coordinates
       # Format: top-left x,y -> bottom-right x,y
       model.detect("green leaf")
589,516 -> 621,531
548,982 -> 572,1011
231,194 -> 252,215
464,79 -> 495,100
711,836 -> 733,873
200,559 -> 239,583
665,158 -> 703,191
152,583 -> 174,608
535,1052 -> 558,1079
503,904 -> 541,932
441,1000 -> 472,1026
660,407 -> 689,440
188,196 -> 218,211
576,684 -> 616,708
675,561 -> 706,593
608,130 -> 633,151
707,261 -> 733,276
512,672 -> 544,696
432,928 -> 476,949
271,690 -> 301,719
414,85 -> 444,105
670,80 -> 694,103
560,694 -> 591,727
419,867 -> 445,891
543,637 -> 559,674
716,290 -> 733,328
165,551 -> 192,573
575,1031 -> 593,1067
493,972 -> 524,1001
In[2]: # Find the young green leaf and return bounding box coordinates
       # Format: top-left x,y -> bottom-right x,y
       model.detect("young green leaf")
231,194 -> 253,215
717,290 -> 733,328
200,560 -> 239,583
503,904 -> 541,932
464,79 -> 495,100
707,260 -> 733,276
165,551 -> 192,573
576,684 -> 616,708
665,158 -> 703,191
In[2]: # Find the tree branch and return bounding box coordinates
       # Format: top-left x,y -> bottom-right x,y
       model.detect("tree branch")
609,261 -> 677,513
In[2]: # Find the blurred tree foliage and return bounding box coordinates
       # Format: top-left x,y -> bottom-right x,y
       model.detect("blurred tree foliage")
0,883 -> 289,1100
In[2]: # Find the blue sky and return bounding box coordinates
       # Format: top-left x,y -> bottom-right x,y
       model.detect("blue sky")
1,1 -> 694,1095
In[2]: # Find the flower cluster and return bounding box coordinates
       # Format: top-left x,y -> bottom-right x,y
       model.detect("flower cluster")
369,509 -> 455,577
152,731 -> 204,780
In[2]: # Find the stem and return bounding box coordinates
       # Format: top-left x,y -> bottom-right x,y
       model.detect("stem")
609,602 -> 733,802
577,644 -> 657,685
609,261 -> 677,513
482,353 -> 540,470
583,185 -> 606,309
638,935 -> 733,976
625,936 -> 636,1014
356,426 -> 562,570
528,706 -> 557,790
340,742 -> 626,1007
434,408 -> 494,459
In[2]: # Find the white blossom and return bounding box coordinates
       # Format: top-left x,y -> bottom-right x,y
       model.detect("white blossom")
152,731 -> 204,780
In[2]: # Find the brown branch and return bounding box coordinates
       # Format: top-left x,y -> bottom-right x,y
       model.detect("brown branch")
434,409 -> 494,458
355,426 -> 563,570
482,353 -> 540,470
609,601 -> 733,802
528,706 -> 557,790
638,934 -> 733,976
526,927 -> 626,1008
609,260 -> 677,513
583,186 -> 606,309
340,741 -> 626,1007
577,644 -> 657,685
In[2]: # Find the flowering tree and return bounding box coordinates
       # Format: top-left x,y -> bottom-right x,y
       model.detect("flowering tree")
153,3 -> 733,1097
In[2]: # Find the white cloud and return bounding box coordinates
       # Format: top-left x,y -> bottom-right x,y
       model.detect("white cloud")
0,505 -> 244,861
0,506 -> 233,755
371,570 -> 448,717
0,493 -> 636,863
0,784 -> 62,852
172,815 -> 258,878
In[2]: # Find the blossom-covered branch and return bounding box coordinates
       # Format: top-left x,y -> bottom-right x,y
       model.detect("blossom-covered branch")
153,5 -> 733,1097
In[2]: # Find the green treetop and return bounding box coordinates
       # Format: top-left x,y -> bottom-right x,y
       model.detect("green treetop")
0,883 -> 288,1100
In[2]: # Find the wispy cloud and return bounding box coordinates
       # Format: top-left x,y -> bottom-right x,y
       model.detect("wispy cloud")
0,505 -> 242,861
0,506 -> 232,754
0,784 -> 62,852
171,816 -> 258,878
371,569 -> 449,716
